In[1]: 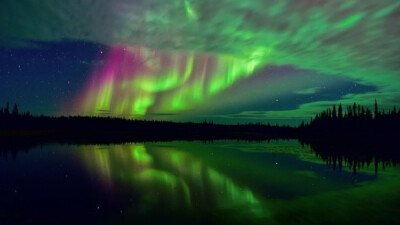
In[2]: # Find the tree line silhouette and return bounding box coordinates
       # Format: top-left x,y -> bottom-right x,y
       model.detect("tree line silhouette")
298,100 -> 400,138
1,100 -> 400,140
0,102 -> 29,117
0,102 -> 296,141
299,138 -> 400,174
1,101 -> 400,172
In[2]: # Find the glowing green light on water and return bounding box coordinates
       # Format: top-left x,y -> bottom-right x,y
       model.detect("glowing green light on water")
92,146 -> 112,180
208,168 -> 259,206
132,145 -> 153,164
139,169 -> 176,186
139,169 -> 192,207
41,141 -> 400,223
80,143 -> 264,214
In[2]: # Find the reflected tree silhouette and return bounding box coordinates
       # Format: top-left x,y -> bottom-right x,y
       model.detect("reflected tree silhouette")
1,101 -> 400,174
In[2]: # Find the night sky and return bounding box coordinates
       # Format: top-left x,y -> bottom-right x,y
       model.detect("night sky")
0,0 -> 399,124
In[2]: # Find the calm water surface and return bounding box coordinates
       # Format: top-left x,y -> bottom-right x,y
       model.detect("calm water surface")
1,140 -> 399,224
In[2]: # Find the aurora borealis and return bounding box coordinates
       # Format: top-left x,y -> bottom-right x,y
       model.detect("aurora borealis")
1,0 -> 400,123
79,45 -> 268,116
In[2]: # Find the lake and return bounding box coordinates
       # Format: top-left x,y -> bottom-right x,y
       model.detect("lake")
1,140 -> 399,225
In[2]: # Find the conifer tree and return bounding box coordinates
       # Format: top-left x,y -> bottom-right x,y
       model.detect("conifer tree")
338,104 -> 343,119
332,105 -> 337,119
12,104 -> 19,116
4,102 -> 10,115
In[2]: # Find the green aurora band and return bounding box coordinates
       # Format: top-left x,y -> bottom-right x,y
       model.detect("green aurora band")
1,0 -> 399,120
79,45 -> 270,116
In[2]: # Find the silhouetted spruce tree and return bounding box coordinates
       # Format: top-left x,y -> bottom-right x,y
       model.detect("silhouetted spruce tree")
4,102 -> 10,116
366,108 -> 372,120
332,105 -> 337,119
374,99 -> 379,119
347,106 -> 353,118
12,104 -> 19,117
361,106 -> 365,119
338,104 -> 343,119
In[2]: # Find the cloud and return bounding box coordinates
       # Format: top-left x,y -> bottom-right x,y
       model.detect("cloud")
2,1 -> 398,76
